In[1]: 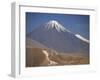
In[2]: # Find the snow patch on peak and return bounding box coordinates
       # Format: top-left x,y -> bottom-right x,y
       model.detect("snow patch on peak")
49,20 -> 58,24
75,34 -> 89,43
45,20 -> 67,32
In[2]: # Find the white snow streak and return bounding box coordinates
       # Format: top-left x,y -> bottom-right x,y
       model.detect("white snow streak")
75,34 -> 89,43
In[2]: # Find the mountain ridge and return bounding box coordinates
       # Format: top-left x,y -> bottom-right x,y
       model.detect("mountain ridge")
27,20 -> 89,54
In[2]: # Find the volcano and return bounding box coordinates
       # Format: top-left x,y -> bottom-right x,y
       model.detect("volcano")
27,20 -> 89,55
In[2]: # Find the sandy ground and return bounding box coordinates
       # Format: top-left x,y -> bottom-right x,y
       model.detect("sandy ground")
26,48 -> 89,67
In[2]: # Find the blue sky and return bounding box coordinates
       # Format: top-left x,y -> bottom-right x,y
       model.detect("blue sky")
26,12 -> 89,39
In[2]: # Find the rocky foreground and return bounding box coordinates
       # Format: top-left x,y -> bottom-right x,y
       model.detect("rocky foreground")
26,48 -> 89,67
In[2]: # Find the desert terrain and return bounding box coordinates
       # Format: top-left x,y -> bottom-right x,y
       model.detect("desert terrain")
26,47 -> 89,67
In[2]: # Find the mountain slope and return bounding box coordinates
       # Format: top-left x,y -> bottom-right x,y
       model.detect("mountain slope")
27,20 -> 89,54
26,38 -> 47,49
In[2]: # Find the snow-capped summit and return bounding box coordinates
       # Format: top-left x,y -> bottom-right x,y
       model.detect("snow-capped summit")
27,20 -> 89,54
45,20 -> 67,32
